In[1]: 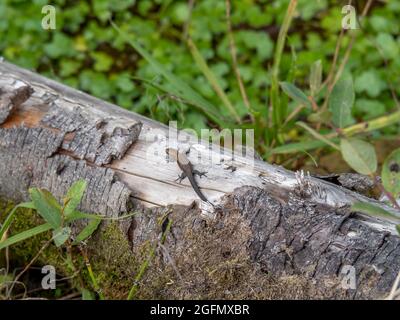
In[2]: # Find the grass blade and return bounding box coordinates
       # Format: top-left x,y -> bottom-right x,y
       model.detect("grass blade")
329,73 -> 355,128
351,202 -> 400,222
187,37 -> 241,123
111,21 -> 230,127
0,223 -> 52,250
270,0 -> 298,131
133,77 -> 233,125
297,121 -> 340,150
269,139 -> 339,155
225,0 -> 254,121
0,202 -> 36,241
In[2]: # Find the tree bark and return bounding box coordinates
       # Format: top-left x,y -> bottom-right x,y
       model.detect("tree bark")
0,60 -> 399,299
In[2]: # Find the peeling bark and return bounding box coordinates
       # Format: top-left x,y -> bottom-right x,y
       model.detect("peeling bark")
0,126 -> 133,218
41,105 -> 142,165
227,187 -> 400,299
0,85 -> 33,124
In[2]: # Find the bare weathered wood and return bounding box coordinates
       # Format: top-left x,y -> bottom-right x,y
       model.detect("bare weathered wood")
0,60 -> 399,299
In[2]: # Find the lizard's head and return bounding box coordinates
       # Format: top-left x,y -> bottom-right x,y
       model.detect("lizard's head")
165,148 -> 178,160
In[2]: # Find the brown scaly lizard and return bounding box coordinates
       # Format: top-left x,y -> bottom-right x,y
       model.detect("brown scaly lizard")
166,148 -> 214,207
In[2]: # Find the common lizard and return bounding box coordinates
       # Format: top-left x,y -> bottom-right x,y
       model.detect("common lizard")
166,148 -> 214,206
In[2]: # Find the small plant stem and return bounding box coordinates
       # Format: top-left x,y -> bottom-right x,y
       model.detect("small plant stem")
297,122 -> 340,151
225,0 -> 254,122
322,27 -> 345,91
7,239 -> 52,298
283,104 -> 305,126
281,109 -> 400,155
81,248 -> 104,300
322,0 -> 373,111
187,37 -> 242,123
373,175 -> 400,211
339,110 -> 400,137
271,0 -> 298,87
269,0 -> 298,137
182,0 -> 195,41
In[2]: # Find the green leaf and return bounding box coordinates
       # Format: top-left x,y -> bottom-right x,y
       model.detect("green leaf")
52,227 -> 71,247
81,288 -> 95,300
240,31 -> 274,59
64,180 -> 87,219
0,223 -> 52,250
44,33 -> 75,59
72,219 -> 101,245
355,99 -> 386,120
309,60 -> 322,96
59,59 -> 82,77
329,73 -> 355,128
171,3 -> 190,23
351,202 -> 400,222
0,273 -> 13,284
340,138 -> 377,175
376,33 -> 399,60
381,148 -> 400,198
280,82 -> 310,107
113,72 -> 135,92
0,202 -> 36,241
354,70 -> 386,98
90,52 -> 113,72
92,0 -> 111,22
29,188 -> 62,229
79,70 -> 113,100
396,225 -> 400,236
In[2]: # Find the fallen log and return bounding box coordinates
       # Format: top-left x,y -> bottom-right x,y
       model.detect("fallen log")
0,60 -> 399,299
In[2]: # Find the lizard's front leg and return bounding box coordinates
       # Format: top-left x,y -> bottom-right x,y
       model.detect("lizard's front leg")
193,170 -> 207,178
175,172 -> 187,183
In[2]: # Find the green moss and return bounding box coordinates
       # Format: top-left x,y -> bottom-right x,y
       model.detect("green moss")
1,199 -> 141,299
0,199 -> 84,296
86,222 -> 140,299
0,199 -> 61,266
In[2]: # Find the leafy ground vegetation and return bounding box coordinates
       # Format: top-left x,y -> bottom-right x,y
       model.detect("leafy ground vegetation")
1,0 -> 399,164
1,0 -> 400,299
